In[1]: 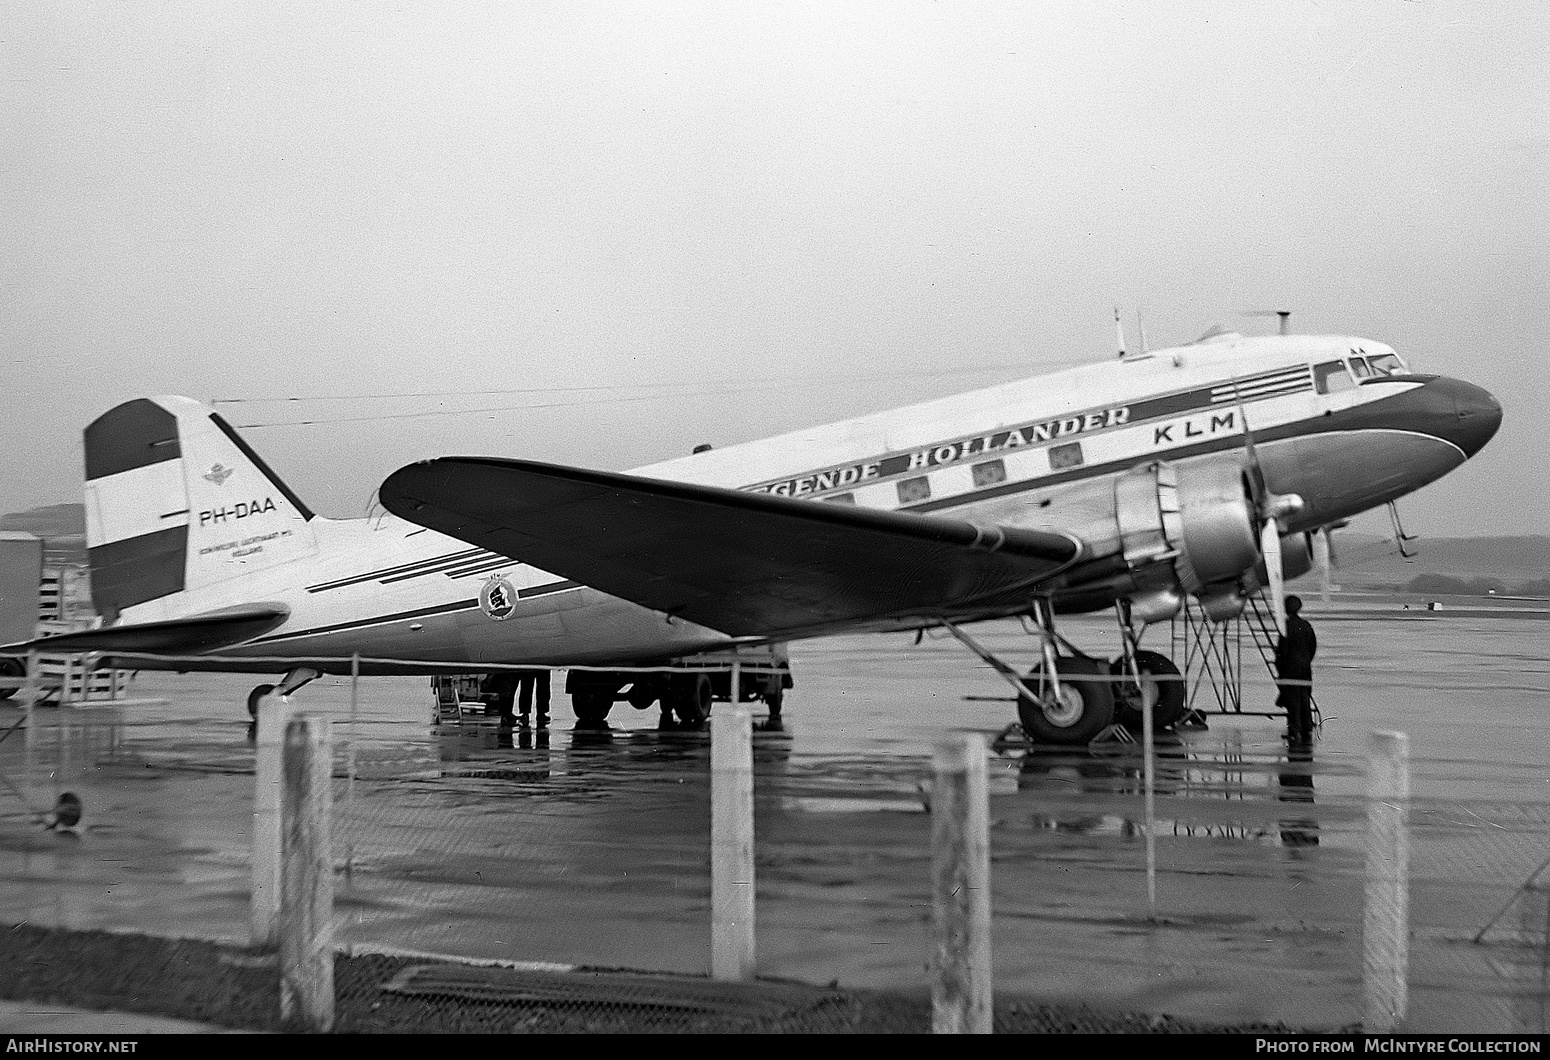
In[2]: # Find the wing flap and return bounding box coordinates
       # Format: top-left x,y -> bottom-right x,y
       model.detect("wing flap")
380,458 -> 1081,638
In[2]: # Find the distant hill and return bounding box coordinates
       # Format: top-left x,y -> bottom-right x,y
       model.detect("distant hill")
1316,532 -> 1550,591
0,504 -> 86,562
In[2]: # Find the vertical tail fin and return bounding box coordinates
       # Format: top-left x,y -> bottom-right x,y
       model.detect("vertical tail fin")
84,396 -> 319,622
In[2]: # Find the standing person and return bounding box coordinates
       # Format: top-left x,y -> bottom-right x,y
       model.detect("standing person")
1275,595 -> 1318,743
517,668 -> 551,728
481,672 -> 519,729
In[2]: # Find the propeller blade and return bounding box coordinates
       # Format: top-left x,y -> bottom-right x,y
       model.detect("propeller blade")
1312,528 -> 1332,604
1261,519 -> 1286,633
1229,380 -> 1268,506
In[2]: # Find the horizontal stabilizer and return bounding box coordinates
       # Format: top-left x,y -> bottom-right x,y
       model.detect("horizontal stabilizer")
0,604 -> 289,656
380,458 -> 1082,638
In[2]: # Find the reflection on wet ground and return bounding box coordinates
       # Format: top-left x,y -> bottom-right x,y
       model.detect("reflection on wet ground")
1006,734 -> 1329,848
1,613 -> 1549,1031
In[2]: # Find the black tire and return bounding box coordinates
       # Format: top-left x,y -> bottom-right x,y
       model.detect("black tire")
669,673 -> 712,726
1109,651 -> 1187,731
0,658 -> 22,701
572,690 -> 613,727
246,683 -> 275,718
763,687 -> 783,718
1017,656 -> 1116,745
625,679 -> 660,710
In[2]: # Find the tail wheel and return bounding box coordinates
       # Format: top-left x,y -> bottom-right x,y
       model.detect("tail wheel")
1017,656 -> 1116,745
246,683 -> 276,718
669,673 -> 712,726
572,690 -> 613,726
1109,650 -> 1187,730
0,658 -> 22,701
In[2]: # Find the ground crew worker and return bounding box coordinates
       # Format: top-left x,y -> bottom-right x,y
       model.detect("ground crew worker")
517,668 -> 551,728
482,672 -> 520,728
1275,595 -> 1318,743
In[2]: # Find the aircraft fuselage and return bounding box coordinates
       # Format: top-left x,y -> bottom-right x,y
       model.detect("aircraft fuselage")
112,333 -> 1500,673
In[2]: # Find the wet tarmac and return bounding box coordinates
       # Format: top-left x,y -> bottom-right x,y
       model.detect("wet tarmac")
2,608 -> 1549,1033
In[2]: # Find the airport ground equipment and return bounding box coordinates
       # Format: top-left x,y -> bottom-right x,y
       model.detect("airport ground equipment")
0,533 -> 42,700
426,643 -> 791,728
564,644 -> 791,726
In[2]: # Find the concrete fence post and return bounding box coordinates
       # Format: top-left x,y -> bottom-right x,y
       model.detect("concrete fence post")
1363,730 -> 1410,1032
280,715 -> 334,1031
711,703 -> 755,980
931,734 -> 992,1034
250,694 -> 294,947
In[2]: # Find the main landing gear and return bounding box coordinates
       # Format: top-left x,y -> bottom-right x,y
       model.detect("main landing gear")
246,667 -> 322,718
942,598 -> 1185,748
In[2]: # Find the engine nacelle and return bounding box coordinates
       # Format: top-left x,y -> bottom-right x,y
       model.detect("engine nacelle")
1195,583 -> 1250,622
1113,459 -> 1262,622
1249,531 -> 1314,589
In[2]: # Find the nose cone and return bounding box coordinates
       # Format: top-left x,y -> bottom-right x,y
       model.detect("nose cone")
1433,377 -> 1503,458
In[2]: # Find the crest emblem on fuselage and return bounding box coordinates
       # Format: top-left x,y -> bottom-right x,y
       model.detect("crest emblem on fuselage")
204,463 -> 234,486
479,576 -> 517,621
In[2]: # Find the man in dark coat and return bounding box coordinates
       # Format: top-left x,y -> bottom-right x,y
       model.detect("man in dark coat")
517,668 -> 551,728
482,672 -> 520,728
1275,595 -> 1318,743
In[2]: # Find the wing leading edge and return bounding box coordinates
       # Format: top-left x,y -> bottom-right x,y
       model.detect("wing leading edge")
379,458 -> 1085,639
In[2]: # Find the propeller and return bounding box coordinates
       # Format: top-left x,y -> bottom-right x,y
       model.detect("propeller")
1234,390 -> 1305,633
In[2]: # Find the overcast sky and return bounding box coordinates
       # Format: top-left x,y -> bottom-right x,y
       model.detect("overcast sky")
3,1 -> 1546,538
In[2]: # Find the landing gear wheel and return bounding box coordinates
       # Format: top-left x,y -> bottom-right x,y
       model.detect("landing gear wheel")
1109,651 -> 1186,731
1017,656 -> 1116,745
247,684 -> 275,718
0,658 -> 22,701
668,673 -> 712,726
763,688 -> 783,719
572,690 -> 613,727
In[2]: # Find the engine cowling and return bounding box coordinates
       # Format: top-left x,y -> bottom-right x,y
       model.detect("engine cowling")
1113,459 -> 1262,622
1250,531 -> 1314,588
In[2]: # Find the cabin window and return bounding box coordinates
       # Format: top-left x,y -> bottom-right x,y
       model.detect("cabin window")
897,476 -> 931,504
1313,360 -> 1354,394
1049,441 -> 1084,470
1367,353 -> 1408,376
972,459 -> 1006,488
825,492 -> 856,505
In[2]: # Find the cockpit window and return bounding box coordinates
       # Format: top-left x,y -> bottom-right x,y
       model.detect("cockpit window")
1350,356 -> 1373,378
1367,353 -> 1408,376
1314,360 -> 1354,394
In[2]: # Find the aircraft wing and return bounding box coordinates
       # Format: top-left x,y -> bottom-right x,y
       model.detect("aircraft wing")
0,604 -> 289,656
379,458 -> 1084,638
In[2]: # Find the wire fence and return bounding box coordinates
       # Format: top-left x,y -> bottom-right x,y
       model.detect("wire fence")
4,646 -> 1550,1032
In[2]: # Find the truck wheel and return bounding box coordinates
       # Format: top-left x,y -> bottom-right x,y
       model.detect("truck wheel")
572,690 -> 613,727
670,674 -> 712,726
